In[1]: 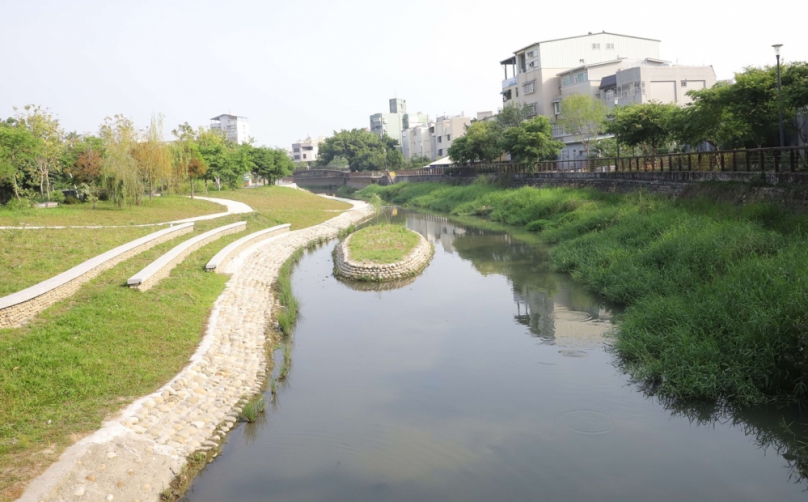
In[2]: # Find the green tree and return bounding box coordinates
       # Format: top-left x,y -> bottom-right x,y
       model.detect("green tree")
500,116 -> 563,165
448,121 -> 501,163
0,122 -> 40,201
317,129 -> 400,171
782,62 -> 808,144
15,105 -> 64,201
197,129 -> 253,189
606,102 -> 677,155
557,94 -> 606,158
667,83 -> 749,150
407,155 -> 432,168
99,115 -> 139,206
494,102 -> 532,129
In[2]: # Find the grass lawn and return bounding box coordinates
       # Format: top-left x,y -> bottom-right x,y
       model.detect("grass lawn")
0,186 -> 348,501
348,224 -> 420,264
0,196 -> 224,227
0,227 -> 157,296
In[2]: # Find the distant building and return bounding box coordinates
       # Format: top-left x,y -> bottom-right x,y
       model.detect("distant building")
402,123 -> 434,161
210,114 -> 250,144
369,98 -> 428,152
476,111 -> 494,121
432,114 -> 471,160
291,136 -> 327,165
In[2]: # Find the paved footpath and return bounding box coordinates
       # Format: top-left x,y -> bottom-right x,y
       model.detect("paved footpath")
19,198 -> 373,502
0,196 -> 253,230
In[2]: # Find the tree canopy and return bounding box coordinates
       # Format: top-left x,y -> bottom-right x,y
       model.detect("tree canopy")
316,129 -> 403,171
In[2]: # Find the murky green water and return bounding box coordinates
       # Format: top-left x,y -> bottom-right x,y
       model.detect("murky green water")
184,209 -> 808,501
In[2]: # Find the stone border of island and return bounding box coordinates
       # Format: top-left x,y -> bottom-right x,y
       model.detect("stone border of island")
333,229 -> 434,282
0,222 -> 194,329
19,197 -> 374,502
127,221 -> 246,291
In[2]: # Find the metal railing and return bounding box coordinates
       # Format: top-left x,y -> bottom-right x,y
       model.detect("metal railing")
293,147 -> 808,180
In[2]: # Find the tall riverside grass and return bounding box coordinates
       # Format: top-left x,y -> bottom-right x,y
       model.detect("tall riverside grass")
275,249 -> 303,336
358,181 -> 808,405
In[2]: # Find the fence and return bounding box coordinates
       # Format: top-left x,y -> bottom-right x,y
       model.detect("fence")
293,146 -> 808,179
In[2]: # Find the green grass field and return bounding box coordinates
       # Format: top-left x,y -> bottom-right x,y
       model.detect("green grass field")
358,181 -> 808,407
0,186 -> 348,501
348,224 -> 419,264
0,196 -> 223,227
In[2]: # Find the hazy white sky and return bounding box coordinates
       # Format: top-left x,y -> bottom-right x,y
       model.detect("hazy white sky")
1,0 -> 806,148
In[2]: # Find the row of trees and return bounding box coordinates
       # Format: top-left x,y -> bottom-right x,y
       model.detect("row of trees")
0,105 -> 294,206
448,104 -> 564,164
565,62 -> 808,158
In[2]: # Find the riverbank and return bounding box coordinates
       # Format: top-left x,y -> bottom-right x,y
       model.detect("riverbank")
334,225 -> 433,282
0,187 -> 351,501
357,181 -> 808,406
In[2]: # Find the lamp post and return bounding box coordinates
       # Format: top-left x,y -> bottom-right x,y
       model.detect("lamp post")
773,44 -> 784,147
613,97 -> 620,170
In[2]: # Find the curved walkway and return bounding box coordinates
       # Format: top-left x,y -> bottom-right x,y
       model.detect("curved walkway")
0,196 -> 254,230
19,198 -> 374,502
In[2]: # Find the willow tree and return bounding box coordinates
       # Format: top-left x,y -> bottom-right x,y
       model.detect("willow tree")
171,122 -> 198,195
14,105 -> 63,201
133,114 -> 172,200
100,115 -> 140,206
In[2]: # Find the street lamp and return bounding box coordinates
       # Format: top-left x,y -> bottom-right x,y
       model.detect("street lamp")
773,44 -> 784,147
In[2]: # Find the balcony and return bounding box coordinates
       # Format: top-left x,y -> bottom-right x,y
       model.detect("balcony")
502,77 -> 517,89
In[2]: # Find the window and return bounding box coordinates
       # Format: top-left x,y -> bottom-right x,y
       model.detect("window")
573,71 -> 587,84
523,80 -> 535,94
528,61 -> 535,68
447,134 -> 451,141
303,154 -> 307,159
438,149 -> 443,156
681,80 -> 688,87
437,136 -> 442,143
633,82 -> 641,95
606,43 -> 614,50
562,76 -> 571,87
526,103 -> 537,116
294,155 -> 300,160
579,59 -> 585,64
592,43 -> 600,49
553,102 -> 561,115
293,147 -> 300,152
526,50 -> 535,57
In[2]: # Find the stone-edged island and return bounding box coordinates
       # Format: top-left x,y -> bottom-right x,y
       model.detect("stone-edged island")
334,224 -> 433,282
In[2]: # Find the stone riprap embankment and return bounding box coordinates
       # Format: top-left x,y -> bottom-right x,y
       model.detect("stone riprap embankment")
0,223 -> 194,329
334,229 -> 433,282
19,198 -> 373,502
205,224 -> 291,273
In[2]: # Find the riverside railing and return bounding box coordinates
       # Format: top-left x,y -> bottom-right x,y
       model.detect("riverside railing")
293,146 -> 808,179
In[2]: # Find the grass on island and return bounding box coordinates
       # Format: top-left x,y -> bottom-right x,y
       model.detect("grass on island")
0,186 -> 347,501
0,196 -> 224,227
347,224 -> 419,264
357,180 -> 808,407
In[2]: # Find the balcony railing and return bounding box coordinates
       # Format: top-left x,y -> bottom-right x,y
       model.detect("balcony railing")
502,77 -> 518,89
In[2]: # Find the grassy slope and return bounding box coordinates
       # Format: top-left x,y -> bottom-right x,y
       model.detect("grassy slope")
358,181 -> 808,406
0,196 -> 223,227
0,227 -> 157,296
348,225 -> 419,264
0,186 -> 346,501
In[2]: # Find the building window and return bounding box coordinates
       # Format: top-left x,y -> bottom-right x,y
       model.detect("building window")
293,147 -> 300,152
553,102 -> 561,115
681,80 -> 688,87
528,61 -> 535,68
523,80 -> 535,94
606,43 -> 614,50
526,50 -> 535,57
447,134 -> 451,141
592,43 -> 600,49
437,136 -> 442,143
526,103 -> 537,116
294,155 -> 300,160
303,154 -> 307,159
562,76 -> 570,87
633,82 -> 641,95
438,149 -> 443,156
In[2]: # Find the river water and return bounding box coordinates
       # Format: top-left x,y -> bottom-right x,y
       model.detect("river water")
184,209 -> 808,501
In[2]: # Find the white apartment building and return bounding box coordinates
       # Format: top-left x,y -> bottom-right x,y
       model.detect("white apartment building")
402,123 -> 434,161
370,98 -> 428,150
432,115 -> 471,160
210,114 -> 250,144
291,136 -> 327,164
499,32 -> 716,160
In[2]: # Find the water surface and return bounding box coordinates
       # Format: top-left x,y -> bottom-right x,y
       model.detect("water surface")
184,209 -> 808,502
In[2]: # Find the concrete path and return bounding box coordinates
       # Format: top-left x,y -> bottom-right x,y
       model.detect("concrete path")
0,196 -> 254,230
19,199 -> 373,502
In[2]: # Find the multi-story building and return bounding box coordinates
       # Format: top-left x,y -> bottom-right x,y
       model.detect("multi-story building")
370,98 -> 408,144
210,114 -> 250,144
291,136 -> 326,165
432,114 -> 471,160
402,123 -> 434,161
499,32 -> 716,160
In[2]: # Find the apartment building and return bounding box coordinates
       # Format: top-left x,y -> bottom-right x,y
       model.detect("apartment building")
370,98 -> 409,144
432,114 -> 471,160
291,136 -> 327,164
402,123 -> 434,161
598,64 -> 717,108
210,114 -> 250,144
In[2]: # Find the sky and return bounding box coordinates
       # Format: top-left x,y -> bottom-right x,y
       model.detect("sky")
1,0 -> 807,149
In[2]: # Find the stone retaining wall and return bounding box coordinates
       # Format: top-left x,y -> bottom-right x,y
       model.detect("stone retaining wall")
0,223 -> 194,329
128,222 -> 246,291
334,230 -> 433,281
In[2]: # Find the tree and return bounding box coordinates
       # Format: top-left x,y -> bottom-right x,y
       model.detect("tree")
557,94 -> 606,158
317,129 -> 401,171
0,122 -> 40,201
494,102 -> 533,130
782,62 -> 808,145
500,116 -> 564,165
407,155 -> 432,168
606,102 -> 677,155
250,147 -> 294,185
668,83 -> 749,150
197,129 -> 252,189
66,136 -> 104,208
448,121 -> 501,163
14,105 -> 64,201
187,156 -> 207,199
99,115 -> 139,206
133,114 -> 172,200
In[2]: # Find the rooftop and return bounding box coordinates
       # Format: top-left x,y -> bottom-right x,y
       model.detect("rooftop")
512,31 -> 660,55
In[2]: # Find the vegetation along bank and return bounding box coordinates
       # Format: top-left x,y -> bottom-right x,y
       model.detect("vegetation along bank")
357,181 -> 808,406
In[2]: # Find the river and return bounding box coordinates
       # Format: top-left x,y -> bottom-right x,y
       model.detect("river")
183,208 -> 808,501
